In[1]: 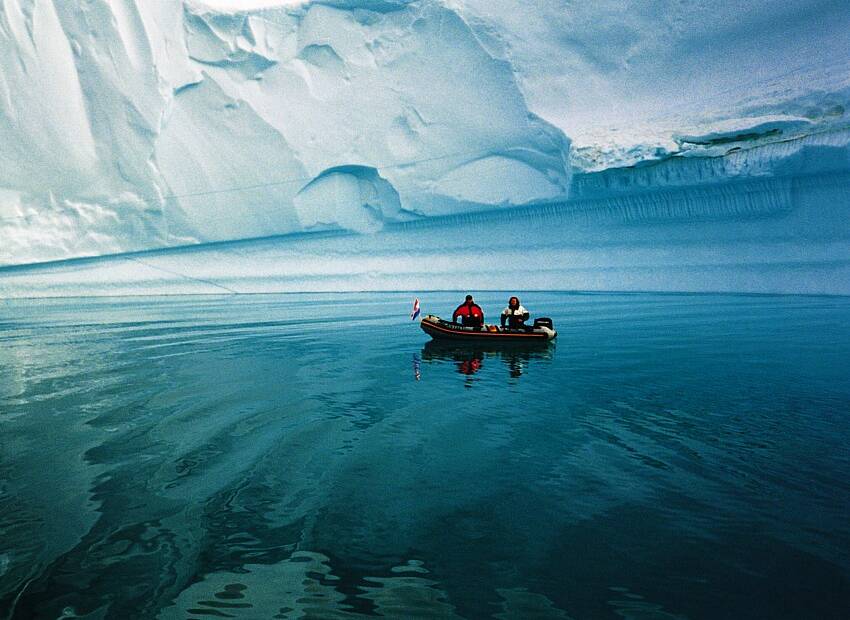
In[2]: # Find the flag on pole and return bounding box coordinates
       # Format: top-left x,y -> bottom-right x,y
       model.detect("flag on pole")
410,298 -> 421,320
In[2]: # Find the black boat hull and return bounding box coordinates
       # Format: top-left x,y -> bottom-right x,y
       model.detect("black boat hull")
419,315 -> 556,343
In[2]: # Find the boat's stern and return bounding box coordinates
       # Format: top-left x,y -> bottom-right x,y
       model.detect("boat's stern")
539,326 -> 557,340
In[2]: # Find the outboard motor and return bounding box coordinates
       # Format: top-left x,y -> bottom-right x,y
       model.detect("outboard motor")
533,317 -> 554,329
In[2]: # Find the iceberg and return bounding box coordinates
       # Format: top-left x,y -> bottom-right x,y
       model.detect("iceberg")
0,0 -> 848,294
0,0 -> 570,264
2,125 -> 849,297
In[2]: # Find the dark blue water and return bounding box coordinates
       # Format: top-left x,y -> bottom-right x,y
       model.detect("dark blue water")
1,292 -> 849,619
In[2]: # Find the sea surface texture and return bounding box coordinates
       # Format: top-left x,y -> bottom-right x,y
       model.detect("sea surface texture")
1,292 -> 848,619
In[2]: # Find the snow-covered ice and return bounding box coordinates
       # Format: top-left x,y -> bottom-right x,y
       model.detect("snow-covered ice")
0,0 -> 849,294
0,0 -> 570,264
2,125 -> 849,297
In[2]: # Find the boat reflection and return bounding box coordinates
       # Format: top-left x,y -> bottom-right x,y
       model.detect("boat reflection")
420,340 -> 554,382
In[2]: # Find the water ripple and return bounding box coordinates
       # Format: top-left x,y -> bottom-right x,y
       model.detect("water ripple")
1,292 -> 849,619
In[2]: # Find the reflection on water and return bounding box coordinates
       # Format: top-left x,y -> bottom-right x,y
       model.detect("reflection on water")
413,353 -> 421,381
421,340 -> 555,381
159,552 -> 462,619
1,292 -> 849,619
159,550 -> 571,619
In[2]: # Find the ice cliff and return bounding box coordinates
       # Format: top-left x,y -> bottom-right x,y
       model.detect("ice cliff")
0,0 -> 570,263
0,0 -> 849,294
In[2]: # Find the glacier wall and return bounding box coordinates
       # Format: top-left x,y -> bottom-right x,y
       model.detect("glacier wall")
1,0 -> 849,295
0,0 -> 570,265
449,1 -> 850,153
2,128 -> 848,297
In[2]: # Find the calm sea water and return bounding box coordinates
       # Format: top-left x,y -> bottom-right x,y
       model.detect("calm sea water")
1,292 -> 848,619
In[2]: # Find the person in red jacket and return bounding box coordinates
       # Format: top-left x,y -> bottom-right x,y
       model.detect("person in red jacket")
452,294 -> 484,328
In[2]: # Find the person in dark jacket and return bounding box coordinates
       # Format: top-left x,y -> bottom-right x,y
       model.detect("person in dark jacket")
452,294 -> 484,328
500,296 -> 530,329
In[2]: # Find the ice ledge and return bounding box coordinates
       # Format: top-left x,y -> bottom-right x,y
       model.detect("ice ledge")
571,116 -> 849,173
2,164 -> 848,297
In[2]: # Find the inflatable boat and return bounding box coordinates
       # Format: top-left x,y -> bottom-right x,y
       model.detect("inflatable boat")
420,315 -> 556,342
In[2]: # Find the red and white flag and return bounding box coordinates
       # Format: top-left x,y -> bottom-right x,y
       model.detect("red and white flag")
410,298 -> 421,320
